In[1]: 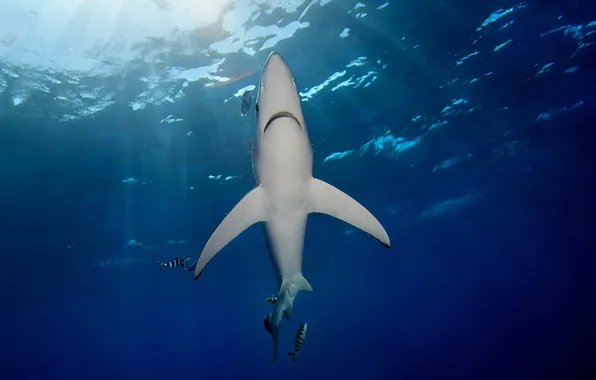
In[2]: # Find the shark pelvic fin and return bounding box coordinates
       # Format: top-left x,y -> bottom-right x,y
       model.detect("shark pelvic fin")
278,275 -> 313,320
194,185 -> 270,279
284,275 -> 313,294
307,178 -> 391,248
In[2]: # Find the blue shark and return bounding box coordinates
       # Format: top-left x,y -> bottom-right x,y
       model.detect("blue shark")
193,52 -> 391,362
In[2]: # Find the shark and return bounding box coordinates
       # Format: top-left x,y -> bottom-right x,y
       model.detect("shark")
193,52 -> 391,362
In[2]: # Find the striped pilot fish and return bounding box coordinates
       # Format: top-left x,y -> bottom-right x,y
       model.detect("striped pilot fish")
158,256 -> 191,271
288,323 -> 307,362
266,296 -> 277,304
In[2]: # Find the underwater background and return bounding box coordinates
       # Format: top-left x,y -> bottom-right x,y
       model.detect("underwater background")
1,0 -> 595,379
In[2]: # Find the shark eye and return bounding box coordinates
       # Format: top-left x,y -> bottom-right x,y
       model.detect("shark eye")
256,104 -> 259,112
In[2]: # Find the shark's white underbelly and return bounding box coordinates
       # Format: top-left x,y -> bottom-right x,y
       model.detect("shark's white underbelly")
254,116 -> 312,285
263,206 -> 308,284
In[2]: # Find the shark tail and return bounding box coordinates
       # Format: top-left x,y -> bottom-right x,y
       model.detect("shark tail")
264,313 -> 279,363
272,329 -> 279,363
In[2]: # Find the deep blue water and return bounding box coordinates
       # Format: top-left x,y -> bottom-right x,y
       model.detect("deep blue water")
1,1 -> 596,379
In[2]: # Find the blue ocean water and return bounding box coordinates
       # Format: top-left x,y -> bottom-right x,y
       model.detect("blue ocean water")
1,1 -> 595,379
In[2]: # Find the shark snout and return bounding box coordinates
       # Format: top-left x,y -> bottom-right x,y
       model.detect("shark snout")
261,51 -> 295,89
264,52 -> 289,73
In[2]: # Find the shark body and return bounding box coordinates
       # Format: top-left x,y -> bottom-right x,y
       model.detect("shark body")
193,52 -> 391,362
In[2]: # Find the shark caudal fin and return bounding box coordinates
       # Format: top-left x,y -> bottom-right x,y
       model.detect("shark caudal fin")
193,185 -> 270,279
271,328 -> 279,363
264,313 -> 280,363
306,178 -> 391,248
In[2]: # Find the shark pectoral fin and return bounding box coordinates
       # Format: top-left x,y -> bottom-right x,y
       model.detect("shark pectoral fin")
307,178 -> 391,248
193,185 -> 270,280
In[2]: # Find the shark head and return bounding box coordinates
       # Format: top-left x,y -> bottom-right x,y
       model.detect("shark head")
252,51 -> 312,185
255,52 -> 307,139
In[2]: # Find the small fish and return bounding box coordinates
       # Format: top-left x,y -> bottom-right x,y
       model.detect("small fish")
240,90 -> 252,121
158,256 -> 191,272
266,297 -> 277,304
288,323 -> 307,362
